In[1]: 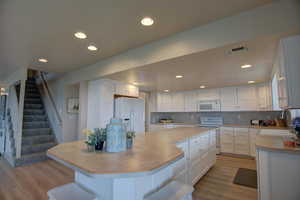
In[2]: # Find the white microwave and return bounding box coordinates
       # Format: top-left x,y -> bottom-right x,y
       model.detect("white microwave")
197,100 -> 221,112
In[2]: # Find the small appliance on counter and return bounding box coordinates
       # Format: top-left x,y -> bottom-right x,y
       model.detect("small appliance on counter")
250,119 -> 262,126
159,118 -> 173,124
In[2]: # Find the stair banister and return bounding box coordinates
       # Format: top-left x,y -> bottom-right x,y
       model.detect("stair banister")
38,72 -> 62,126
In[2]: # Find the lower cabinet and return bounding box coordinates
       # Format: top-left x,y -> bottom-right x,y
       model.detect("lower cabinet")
174,130 -> 217,186
220,127 -> 251,156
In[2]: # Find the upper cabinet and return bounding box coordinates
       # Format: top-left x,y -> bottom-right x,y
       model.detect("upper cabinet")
153,85 -> 272,112
115,82 -> 139,97
220,87 -> 238,111
276,35 -> 300,109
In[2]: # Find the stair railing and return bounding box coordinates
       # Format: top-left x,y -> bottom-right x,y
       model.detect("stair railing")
7,82 -> 25,159
38,71 -> 63,126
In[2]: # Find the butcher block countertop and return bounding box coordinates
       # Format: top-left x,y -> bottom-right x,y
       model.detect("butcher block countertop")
256,135 -> 300,154
47,127 -> 212,175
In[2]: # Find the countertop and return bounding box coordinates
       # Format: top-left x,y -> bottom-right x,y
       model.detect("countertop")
151,122 -> 200,126
256,135 -> 300,154
222,124 -> 289,130
47,127 -> 212,175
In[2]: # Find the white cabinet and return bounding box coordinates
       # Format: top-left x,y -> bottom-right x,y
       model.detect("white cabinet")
249,128 -> 259,157
256,83 -> 272,110
220,127 -> 250,156
156,92 -> 184,112
276,35 -> 300,109
198,89 -> 220,101
237,86 -> 258,111
220,87 -> 238,111
184,91 -> 198,112
234,128 -> 250,155
115,82 -> 139,97
220,127 -> 234,153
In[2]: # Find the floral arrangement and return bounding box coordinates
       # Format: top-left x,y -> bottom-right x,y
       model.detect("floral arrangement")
126,131 -> 136,139
82,128 -> 107,146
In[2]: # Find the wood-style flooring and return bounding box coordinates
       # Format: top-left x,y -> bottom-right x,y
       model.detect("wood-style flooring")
193,155 -> 257,200
0,155 -> 257,200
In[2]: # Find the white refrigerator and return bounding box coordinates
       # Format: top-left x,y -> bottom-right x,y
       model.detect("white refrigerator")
114,97 -> 145,134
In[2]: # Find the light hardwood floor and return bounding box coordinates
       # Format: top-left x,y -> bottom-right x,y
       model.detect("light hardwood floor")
0,155 -> 257,200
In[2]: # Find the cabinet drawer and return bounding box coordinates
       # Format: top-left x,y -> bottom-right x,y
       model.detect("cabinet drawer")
173,157 -> 187,174
221,143 -> 234,153
174,169 -> 188,184
235,144 -> 250,155
220,134 -> 233,143
235,136 -> 250,145
220,127 -> 234,134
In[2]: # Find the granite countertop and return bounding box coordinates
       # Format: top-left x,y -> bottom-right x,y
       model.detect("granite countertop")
222,124 -> 289,130
47,127 -> 212,175
256,135 -> 300,154
151,122 -> 200,126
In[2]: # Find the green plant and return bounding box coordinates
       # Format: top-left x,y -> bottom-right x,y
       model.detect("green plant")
85,132 -> 96,146
126,131 -> 136,139
94,128 -> 107,143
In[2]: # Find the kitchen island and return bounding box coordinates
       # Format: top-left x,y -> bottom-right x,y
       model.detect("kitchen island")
47,127 -> 217,200
256,134 -> 300,200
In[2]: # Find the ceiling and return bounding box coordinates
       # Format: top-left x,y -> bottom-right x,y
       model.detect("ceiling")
104,36 -> 281,92
0,0 -> 273,80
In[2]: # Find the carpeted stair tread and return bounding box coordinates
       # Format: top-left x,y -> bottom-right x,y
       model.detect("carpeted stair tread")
22,135 -> 55,145
21,142 -> 56,155
23,128 -> 52,136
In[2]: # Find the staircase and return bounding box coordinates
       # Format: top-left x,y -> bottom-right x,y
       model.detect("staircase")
15,77 -> 56,166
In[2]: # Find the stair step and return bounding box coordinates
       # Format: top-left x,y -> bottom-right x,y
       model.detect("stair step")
25,87 -> 40,94
15,152 -> 48,167
23,121 -> 49,129
22,135 -> 55,145
25,93 -> 40,98
23,128 -> 51,136
24,98 -> 42,104
23,115 -> 47,122
21,142 -> 56,155
24,109 -> 45,115
24,103 -> 43,109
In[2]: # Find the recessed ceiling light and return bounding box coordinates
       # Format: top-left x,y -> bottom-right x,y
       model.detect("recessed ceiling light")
176,75 -> 183,79
88,45 -> 98,51
241,64 -> 252,69
132,82 -> 138,85
38,58 -> 48,63
164,90 -> 169,92
278,77 -> 285,81
141,17 -> 154,26
74,32 -> 87,39
200,85 -> 206,89
248,81 -> 255,84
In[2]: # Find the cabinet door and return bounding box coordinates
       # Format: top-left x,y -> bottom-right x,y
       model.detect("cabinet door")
249,128 -> 259,157
277,42 -> 289,109
171,92 -> 185,112
184,91 -> 198,112
198,89 -> 220,101
237,86 -> 258,111
234,128 -> 250,155
220,127 -> 234,153
220,87 -> 238,111
257,83 -> 272,111
157,93 -> 172,112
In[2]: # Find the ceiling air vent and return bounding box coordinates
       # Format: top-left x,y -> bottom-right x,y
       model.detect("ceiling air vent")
228,46 -> 248,55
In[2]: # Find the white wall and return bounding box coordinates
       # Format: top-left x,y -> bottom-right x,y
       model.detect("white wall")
63,0 -> 300,85
62,84 -> 80,142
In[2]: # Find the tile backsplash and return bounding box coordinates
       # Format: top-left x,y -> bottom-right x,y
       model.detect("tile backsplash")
151,111 -> 283,125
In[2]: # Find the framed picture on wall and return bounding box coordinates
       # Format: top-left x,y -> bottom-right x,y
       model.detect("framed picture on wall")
67,98 -> 79,114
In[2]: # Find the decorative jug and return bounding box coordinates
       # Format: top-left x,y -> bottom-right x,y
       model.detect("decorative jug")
106,118 -> 126,152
